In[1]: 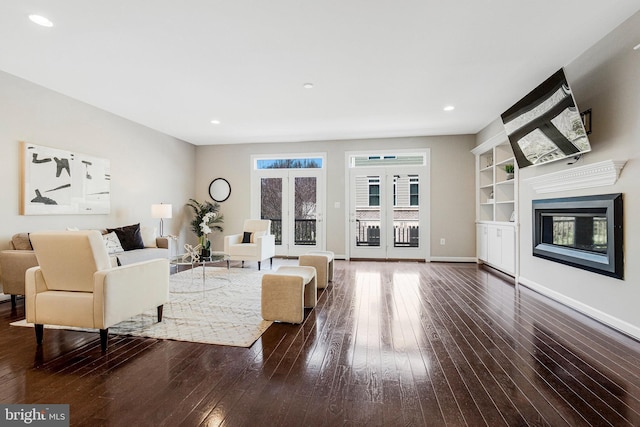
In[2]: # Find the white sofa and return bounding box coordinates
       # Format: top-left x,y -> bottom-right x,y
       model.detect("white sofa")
0,227 -> 170,307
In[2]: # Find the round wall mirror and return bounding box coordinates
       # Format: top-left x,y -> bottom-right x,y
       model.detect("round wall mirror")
209,178 -> 231,202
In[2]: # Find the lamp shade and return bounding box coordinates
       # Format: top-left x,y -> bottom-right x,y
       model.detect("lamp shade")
151,204 -> 172,219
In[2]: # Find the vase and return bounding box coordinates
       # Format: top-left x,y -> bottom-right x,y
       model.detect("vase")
201,248 -> 210,258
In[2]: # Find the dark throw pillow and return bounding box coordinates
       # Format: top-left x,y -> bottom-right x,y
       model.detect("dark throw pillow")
107,223 -> 145,251
242,231 -> 252,244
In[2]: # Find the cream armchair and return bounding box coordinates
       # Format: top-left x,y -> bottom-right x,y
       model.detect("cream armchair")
26,230 -> 169,352
224,219 -> 275,270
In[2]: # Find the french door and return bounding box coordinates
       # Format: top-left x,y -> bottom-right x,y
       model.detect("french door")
253,169 -> 324,257
348,159 -> 428,260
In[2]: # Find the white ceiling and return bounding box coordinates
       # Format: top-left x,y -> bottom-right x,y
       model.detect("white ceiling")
1,1 -> 639,146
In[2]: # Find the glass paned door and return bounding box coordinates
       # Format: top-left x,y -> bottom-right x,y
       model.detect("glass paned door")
350,167 -> 426,259
255,170 -> 323,257
260,177 -> 283,246
354,174 -> 383,250
288,170 -> 322,256
392,174 -> 420,250
293,176 -> 317,247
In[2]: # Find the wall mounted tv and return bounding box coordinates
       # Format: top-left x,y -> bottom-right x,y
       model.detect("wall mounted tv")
501,68 -> 591,169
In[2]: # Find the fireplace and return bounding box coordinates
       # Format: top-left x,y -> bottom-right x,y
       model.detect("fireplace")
532,193 -> 623,279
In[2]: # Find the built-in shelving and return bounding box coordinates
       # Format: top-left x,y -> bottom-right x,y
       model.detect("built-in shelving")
472,137 -> 517,223
472,132 -> 518,276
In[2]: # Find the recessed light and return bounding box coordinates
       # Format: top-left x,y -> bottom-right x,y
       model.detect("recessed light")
634,43 -> 640,51
303,83 -> 314,89
210,119 -> 221,125
29,14 -> 53,27
443,105 -> 455,112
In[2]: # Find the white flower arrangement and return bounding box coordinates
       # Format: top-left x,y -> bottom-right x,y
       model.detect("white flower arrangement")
200,212 -> 217,235
187,199 -> 224,254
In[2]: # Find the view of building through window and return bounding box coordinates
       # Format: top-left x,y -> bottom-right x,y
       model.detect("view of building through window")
354,173 -> 420,248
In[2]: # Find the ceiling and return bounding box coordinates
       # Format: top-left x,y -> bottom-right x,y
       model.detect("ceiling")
1,1 -> 639,146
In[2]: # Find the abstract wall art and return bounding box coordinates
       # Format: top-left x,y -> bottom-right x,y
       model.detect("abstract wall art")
20,142 -> 111,215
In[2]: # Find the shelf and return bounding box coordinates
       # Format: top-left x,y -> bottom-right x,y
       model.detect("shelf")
474,139 -> 517,226
495,156 -> 515,167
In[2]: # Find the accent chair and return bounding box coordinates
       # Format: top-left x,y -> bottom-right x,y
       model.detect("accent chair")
224,219 -> 275,270
25,230 -> 169,352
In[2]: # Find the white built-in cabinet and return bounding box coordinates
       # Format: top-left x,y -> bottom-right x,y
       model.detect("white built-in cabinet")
477,223 -> 489,262
472,133 -> 517,276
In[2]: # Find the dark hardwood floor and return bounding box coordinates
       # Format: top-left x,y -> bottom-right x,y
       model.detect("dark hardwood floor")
1,260 -> 640,426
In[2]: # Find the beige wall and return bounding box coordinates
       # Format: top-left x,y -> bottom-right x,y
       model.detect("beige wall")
0,71 -> 196,257
195,135 -> 476,259
476,11 -> 640,337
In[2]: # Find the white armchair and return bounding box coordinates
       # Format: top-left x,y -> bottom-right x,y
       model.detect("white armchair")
26,230 -> 169,352
224,219 -> 275,270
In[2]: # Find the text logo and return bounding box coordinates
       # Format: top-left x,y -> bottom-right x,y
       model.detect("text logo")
1,405 -> 69,426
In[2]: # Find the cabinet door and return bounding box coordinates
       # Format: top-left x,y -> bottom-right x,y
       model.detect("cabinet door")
500,225 -> 515,274
487,225 -> 501,266
477,224 -> 488,262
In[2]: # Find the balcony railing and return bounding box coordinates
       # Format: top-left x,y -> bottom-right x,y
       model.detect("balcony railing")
267,218 -> 419,248
268,219 -> 316,246
394,225 -> 419,247
356,221 -> 419,247
552,217 -> 607,252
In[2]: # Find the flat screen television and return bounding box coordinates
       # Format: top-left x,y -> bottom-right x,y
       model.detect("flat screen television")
501,68 -> 591,168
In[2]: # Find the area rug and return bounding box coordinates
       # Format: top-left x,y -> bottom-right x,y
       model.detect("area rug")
11,267 -> 272,348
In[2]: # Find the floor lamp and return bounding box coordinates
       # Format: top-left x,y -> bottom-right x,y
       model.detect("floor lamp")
151,203 -> 172,236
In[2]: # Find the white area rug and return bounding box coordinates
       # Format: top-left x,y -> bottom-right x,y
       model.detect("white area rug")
11,267 -> 272,348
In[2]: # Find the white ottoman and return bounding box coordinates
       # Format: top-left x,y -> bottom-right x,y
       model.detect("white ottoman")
261,265 -> 317,324
299,250 -> 334,289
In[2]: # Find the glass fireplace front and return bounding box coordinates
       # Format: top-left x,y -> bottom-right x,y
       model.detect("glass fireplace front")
533,194 -> 623,279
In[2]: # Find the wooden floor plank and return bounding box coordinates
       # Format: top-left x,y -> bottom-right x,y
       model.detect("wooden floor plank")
1,260 -> 640,426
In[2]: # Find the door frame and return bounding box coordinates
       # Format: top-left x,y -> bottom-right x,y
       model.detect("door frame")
250,153 -> 326,257
344,149 -> 431,261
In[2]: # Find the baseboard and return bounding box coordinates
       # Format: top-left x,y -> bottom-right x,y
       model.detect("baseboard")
277,254 -> 347,260
341,256 -> 475,263
518,276 -> 640,341
430,256 -> 477,263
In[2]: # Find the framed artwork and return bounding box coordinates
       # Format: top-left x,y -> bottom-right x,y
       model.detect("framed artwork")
20,142 -> 111,215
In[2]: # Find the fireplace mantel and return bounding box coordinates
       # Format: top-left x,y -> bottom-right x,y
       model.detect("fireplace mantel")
525,160 -> 626,194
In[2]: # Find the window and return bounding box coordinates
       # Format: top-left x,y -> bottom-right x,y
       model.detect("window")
349,153 -> 425,168
256,157 -> 323,170
368,177 -> 380,206
410,176 -> 419,206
